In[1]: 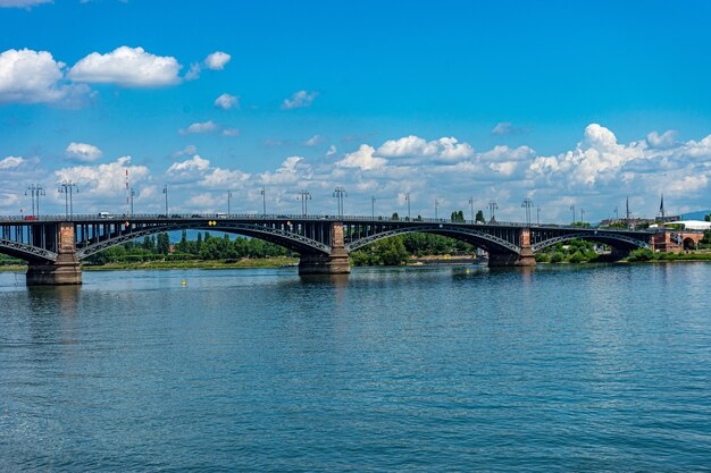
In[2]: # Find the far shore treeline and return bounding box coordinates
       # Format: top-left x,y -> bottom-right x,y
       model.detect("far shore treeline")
2,226 -> 711,270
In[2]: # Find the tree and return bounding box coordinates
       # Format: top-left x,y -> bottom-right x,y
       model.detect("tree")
391,212 -> 400,221
451,210 -> 464,222
156,233 -> 170,255
475,210 -> 486,224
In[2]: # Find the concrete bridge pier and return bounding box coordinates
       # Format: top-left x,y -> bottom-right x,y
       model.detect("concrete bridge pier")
26,222 -> 82,286
488,228 -> 536,267
298,222 -> 351,275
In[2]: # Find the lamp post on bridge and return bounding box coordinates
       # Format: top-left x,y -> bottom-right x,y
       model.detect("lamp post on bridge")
163,185 -> 169,216
580,208 -> 585,225
521,198 -> 533,226
488,200 -> 498,223
26,184 -> 45,218
468,197 -> 474,223
227,190 -> 232,216
570,204 -> 576,225
260,187 -> 267,216
435,198 -> 440,220
333,186 -> 347,218
130,187 -> 135,217
405,193 -> 411,221
371,195 -> 376,219
58,181 -> 78,220
298,189 -> 311,217
537,205 -> 541,226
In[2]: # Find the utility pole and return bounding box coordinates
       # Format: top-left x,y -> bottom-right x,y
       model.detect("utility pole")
58,181 -> 78,220
488,200 -> 498,223
260,187 -> 267,216
521,198 -> 533,226
163,185 -> 169,216
26,184 -> 45,218
298,189 -> 311,216
333,186 -> 347,218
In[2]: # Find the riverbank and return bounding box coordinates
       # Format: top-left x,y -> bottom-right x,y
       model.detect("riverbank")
0,257 -> 300,272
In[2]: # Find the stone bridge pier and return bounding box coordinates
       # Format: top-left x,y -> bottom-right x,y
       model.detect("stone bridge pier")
488,228 -> 536,267
298,222 -> 351,275
26,222 -> 82,286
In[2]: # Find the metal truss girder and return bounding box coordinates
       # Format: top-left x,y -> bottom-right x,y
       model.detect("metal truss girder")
76,222 -> 330,260
346,224 -> 521,254
532,231 -> 650,252
0,238 -> 57,262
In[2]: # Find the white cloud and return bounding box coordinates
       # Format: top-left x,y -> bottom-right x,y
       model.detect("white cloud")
222,128 -> 240,137
304,135 -> 323,146
336,144 -> 386,171
0,48 -> 87,104
281,90 -> 317,110
204,51 -> 231,70
54,156 -> 150,198
259,156 -> 311,185
167,155 -> 210,175
0,0 -> 51,8
214,93 -> 238,110
377,135 -> 474,161
491,122 -> 529,136
67,46 -> 181,87
646,130 -> 677,149
326,145 -> 337,157
0,156 -> 25,169
65,142 -> 102,162
179,121 -> 218,135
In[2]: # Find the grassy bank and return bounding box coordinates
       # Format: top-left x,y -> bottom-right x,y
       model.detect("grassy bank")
0,257 -> 299,272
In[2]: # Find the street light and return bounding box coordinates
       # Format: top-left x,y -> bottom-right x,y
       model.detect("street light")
298,189 -> 311,216
371,195 -> 376,219
260,187 -> 267,216
580,208 -> 586,224
468,197 -> 474,223
58,181 -> 78,220
25,184 -> 45,218
570,204 -> 576,225
537,205 -> 541,226
333,186 -> 347,218
405,193 -> 411,220
521,198 -> 533,226
227,190 -> 232,216
488,200 -> 498,223
130,187 -> 135,216
163,185 -> 169,215
435,198 -> 440,220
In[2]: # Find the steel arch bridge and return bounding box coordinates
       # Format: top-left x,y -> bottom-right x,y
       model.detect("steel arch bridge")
0,213 -> 661,285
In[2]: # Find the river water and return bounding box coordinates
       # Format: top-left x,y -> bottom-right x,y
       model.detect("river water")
1,263 -> 710,472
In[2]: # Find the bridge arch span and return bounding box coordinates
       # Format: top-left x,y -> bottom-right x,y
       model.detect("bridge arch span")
346,224 -> 521,256
0,239 -> 58,263
76,222 -> 331,260
531,231 -> 650,253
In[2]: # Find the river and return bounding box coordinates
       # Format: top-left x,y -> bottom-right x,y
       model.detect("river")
1,263 -> 710,472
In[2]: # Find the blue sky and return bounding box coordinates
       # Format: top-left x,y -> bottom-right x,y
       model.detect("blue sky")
2,0 -> 711,223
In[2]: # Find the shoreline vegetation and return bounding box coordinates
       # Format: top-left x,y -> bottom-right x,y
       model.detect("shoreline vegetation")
2,231 -> 711,272
3,252 -> 711,273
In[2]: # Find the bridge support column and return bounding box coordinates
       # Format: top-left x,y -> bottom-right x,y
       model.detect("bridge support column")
26,222 -> 82,286
488,228 -> 536,267
298,222 -> 351,275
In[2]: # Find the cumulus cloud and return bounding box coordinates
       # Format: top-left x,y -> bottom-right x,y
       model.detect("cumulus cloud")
0,0 -> 51,8
259,156 -> 311,185
0,156 -> 25,169
65,142 -> 102,162
281,90 -> 317,110
54,156 -> 150,198
204,51 -> 231,70
0,48 -> 88,104
214,93 -> 238,110
377,135 -> 474,161
336,144 -> 386,171
67,46 -> 181,87
646,130 -> 677,149
179,121 -> 218,135
166,153 -> 248,189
